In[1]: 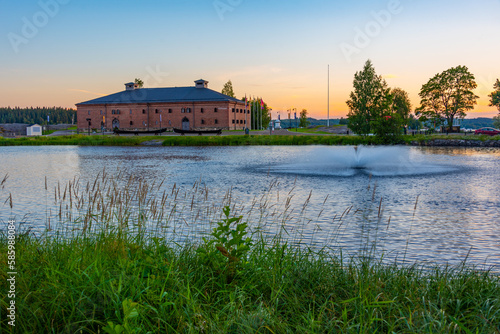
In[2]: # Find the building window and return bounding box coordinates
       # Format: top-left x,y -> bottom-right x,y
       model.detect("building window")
155,121 -> 158,125
155,109 -> 159,114
187,108 -> 191,113
142,109 -> 146,114
214,108 -> 218,113
200,108 -> 204,113
232,119 -> 235,124
168,109 -> 172,113
88,111 -> 91,115
215,119 -> 218,124
201,119 -> 205,124
130,109 -> 132,114
100,110 -> 103,115
181,108 -> 185,113
232,108 -> 235,113
130,121 -> 133,125
117,110 -> 120,114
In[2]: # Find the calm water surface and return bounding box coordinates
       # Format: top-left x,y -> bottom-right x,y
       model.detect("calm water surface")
1,145 -> 499,270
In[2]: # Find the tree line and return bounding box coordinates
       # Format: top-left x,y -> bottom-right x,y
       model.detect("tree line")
0,107 -> 76,125
222,80 -> 312,129
347,60 -> 500,142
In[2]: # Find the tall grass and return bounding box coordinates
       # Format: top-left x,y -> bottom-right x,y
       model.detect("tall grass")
1,173 -> 500,333
1,133 -> 499,147
0,135 -> 158,146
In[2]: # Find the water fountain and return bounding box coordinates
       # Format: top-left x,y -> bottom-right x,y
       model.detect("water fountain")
266,146 -> 458,177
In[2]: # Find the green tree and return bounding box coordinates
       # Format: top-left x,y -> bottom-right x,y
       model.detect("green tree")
370,93 -> 405,143
416,65 -> 478,131
221,80 -> 235,98
492,115 -> 500,129
346,60 -> 392,136
391,87 -> 412,125
0,107 -> 76,124
299,109 -> 310,128
339,117 -> 348,125
408,114 -> 422,130
489,79 -> 500,112
134,78 -> 144,88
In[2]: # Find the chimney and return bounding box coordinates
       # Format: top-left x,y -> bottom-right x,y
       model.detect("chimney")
194,79 -> 208,89
125,82 -> 138,91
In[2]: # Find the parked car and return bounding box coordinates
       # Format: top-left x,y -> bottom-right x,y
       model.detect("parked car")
474,127 -> 500,136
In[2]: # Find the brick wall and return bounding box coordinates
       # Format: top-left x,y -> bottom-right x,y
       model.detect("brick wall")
77,101 -> 250,132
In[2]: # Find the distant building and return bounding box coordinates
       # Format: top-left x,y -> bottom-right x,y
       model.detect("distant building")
76,79 -> 249,132
26,124 -> 42,136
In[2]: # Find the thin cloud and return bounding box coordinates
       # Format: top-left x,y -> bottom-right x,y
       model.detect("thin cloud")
68,89 -> 106,96
383,74 -> 398,79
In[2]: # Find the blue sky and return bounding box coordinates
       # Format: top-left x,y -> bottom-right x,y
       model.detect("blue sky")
1,0 -> 499,118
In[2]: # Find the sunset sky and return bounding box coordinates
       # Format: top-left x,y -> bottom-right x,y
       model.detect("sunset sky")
1,0 -> 499,119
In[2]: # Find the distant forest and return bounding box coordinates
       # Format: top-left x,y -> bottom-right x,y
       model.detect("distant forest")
0,107 -> 76,124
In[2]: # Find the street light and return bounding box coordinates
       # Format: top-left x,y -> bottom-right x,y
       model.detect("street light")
293,108 -> 297,131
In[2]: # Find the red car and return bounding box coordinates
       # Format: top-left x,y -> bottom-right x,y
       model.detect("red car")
474,127 -> 500,136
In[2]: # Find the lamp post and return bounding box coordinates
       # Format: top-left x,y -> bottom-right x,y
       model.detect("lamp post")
293,108 -> 297,131
86,118 -> 91,136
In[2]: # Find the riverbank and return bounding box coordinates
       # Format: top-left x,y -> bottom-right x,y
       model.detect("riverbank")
1,133 -> 500,146
1,227 -> 499,332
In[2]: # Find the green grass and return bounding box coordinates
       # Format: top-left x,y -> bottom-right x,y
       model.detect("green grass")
161,135 -> 375,146
1,133 -> 499,147
292,125 -> 344,134
1,173 -> 499,332
0,135 -> 161,146
1,227 -> 499,333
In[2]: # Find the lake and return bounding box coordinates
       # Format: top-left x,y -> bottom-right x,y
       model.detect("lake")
1,145 -> 499,270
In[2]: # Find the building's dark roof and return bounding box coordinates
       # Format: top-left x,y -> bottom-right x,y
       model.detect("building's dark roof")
76,87 -> 243,106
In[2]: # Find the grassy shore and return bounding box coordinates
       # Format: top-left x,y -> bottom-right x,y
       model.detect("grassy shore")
1,173 -> 499,332
1,133 -> 500,147
1,226 -> 499,333
0,135 -> 158,146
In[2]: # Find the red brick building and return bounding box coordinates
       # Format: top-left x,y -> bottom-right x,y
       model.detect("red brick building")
76,79 -> 249,132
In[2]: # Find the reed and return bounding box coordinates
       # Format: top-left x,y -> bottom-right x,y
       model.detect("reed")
1,172 -> 499,333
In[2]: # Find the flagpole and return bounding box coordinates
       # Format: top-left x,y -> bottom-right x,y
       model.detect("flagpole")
327,64 -> 330,127
260,97 -> 263,130
251,96 -> 254,130
259,97 -> 261,130
245,94 -> 247,131
253,96 -> 256,130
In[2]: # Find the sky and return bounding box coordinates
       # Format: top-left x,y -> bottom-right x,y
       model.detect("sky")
1,0 -> 499,119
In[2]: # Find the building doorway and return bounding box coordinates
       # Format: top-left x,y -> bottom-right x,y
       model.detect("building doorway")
112,118 -> 120,129
182,117 -> 190,131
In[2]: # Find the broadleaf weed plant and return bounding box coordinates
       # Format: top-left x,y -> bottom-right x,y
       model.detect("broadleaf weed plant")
197,206 -> 252,282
